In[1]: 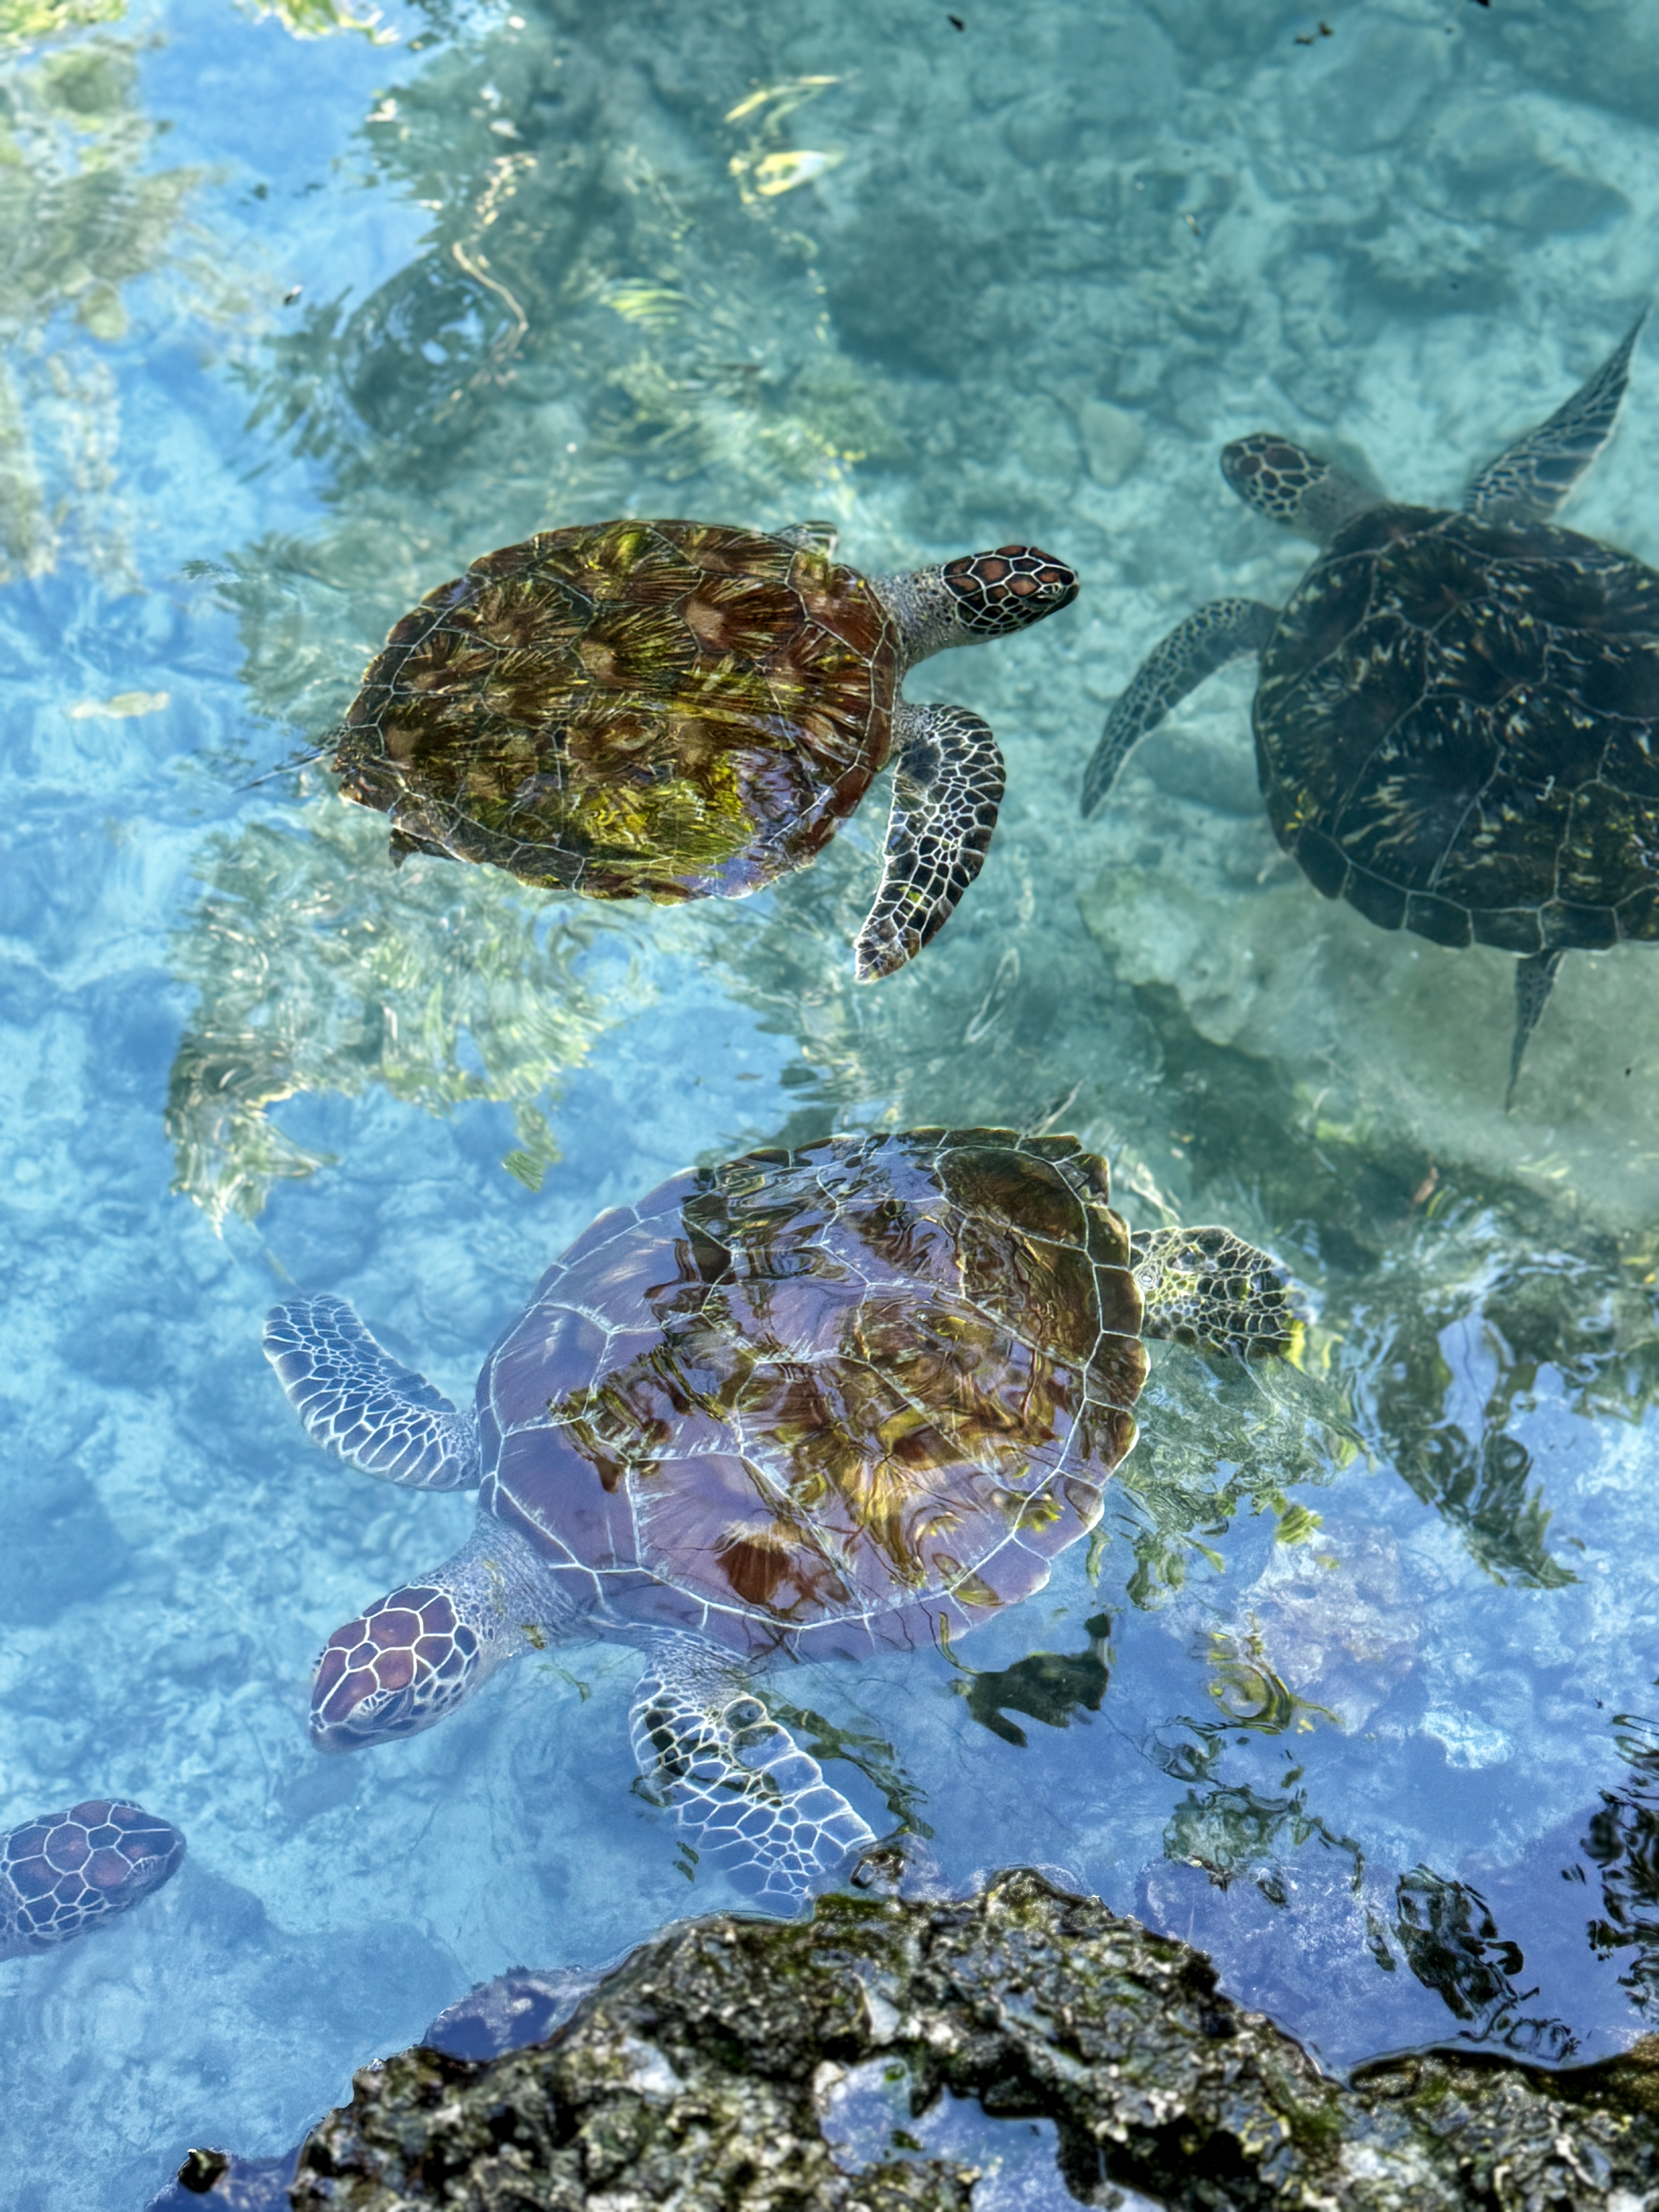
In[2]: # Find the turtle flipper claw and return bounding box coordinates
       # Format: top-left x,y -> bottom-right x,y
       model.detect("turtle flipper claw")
629,1639 -> 876,1909
264,1295 -> 483,1490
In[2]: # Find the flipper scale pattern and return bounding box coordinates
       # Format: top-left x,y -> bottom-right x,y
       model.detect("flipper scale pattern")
264,1295 -> 483,1491
629,1637 -> 876,1907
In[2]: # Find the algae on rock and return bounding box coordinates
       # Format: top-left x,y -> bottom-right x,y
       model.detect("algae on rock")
261,1871 -> 1659,2211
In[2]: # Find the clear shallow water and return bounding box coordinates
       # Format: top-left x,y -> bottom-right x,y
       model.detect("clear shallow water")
3,0 -> 1659,2202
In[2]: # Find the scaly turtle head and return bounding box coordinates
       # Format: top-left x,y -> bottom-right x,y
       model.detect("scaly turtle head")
0,1799 -> 185,1956
877,545 -> 1079,663
309,1582 -> 487,1750
939,544 -> 1079,635
1221,433 -> 1381,545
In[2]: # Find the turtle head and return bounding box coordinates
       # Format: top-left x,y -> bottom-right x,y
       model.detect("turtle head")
878,546 -> 1078,662
940,546 -> 1079,637
1221,434 -> 1381,544
1130,1225 -> 1304,1363
308,1526 -> 553,1751
311,1582 -> 494,1751
0,1800 -> 185,1956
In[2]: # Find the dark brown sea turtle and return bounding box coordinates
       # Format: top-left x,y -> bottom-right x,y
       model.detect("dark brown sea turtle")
264,1129 -> 1295,1905
335,520 -> 1077,979
1080,317 -> 1654,1101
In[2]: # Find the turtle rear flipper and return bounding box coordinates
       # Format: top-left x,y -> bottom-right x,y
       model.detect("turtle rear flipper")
854,702 -> 1005,982
1081,598 -> 1277,816
1131,1226 -> 1302,1361
629,1638 -> 876,1908
264,1295 -> 483,1490
1463,314 -> 1645,526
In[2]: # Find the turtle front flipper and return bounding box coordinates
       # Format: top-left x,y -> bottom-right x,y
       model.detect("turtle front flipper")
1131,1226 -> 1301,1361
1463,315 -> 1646,526
264,1295 -> 483,1490
1506,948 -> 1565,1110
854,702 -> 1005,981
629,1638 -> 876,1908
1080,598 -> 1277,817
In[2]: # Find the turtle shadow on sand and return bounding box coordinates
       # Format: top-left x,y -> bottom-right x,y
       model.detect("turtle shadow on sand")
1083,313 -> 1659,1107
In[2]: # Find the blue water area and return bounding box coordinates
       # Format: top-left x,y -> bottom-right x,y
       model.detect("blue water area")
3,0 -> 1659,2203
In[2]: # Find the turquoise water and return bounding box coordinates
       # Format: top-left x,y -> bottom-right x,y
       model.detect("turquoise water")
4,0 -> 1659,2201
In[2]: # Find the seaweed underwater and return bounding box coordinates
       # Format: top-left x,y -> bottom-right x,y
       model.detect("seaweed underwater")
3,0 -> 1659,2205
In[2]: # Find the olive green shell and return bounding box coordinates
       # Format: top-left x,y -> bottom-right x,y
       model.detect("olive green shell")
335,519 -> 901,903
1257,504 -> 1659,953
476,1130 -> 1147,1661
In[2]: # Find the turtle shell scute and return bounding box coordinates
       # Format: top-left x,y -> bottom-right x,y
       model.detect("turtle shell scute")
1256,505 -> 1659,945
476,1131 -> 1146,1660
335,519 -> 899,905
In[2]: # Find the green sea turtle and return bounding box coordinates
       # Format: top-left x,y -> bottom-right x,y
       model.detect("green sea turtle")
1080,317 -> 1656,1101
264,1129 -> 1295,1905
0,1800 -> 183,1958
335,521 -> 1078,979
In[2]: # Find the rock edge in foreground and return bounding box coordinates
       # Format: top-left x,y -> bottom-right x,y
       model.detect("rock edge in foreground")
182,1870 -> 1659,2209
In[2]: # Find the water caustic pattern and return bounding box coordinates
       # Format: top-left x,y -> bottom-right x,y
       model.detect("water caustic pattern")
9,0 -> 1659,2203
164,797 -> 620,1222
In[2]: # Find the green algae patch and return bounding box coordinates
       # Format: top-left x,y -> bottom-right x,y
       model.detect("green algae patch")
259,1871 -> 1659,2210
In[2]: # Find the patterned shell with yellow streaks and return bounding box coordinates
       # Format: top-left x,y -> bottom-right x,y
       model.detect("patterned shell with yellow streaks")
335,520 -> 901,902
474,1130 -> 1147,1661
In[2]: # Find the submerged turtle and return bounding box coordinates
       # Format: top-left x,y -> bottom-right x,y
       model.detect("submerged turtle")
1081,317 -> 1656,1101
336,520 -> 1078,979
0,1799 -> 183,1959
265,1129 -> 1295,1904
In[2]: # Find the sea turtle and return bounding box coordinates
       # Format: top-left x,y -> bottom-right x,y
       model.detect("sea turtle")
333,521 -> 1077,980
264,1129 -> 1295,1905
1080,316 -> 1656,1102
0,1799 -> 184,1959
